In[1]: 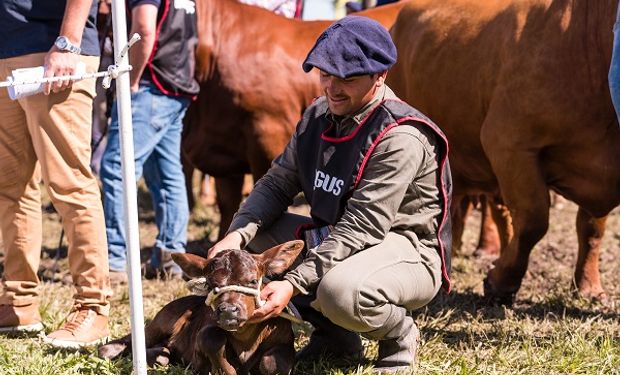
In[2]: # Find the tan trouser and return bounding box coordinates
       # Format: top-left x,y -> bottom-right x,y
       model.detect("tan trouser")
248,213 -> 442,340
0,53 -> 111,316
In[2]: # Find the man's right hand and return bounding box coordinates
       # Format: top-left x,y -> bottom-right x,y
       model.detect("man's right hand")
207,231 -> 244,260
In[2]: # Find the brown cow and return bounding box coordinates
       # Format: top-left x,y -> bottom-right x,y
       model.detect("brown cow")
99,240 -> 305,374
388,0 -> 620,303
182,0 -> 405,237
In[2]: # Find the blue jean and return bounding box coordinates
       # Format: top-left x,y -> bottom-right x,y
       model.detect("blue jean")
609,3 -> 620,123
101,84 -> 190,272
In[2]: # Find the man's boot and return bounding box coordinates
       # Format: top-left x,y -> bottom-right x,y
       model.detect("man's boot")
293,294 -> 364,362
373,315 -> 420,374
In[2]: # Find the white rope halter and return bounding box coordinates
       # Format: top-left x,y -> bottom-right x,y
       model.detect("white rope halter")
186,277 -> 304,325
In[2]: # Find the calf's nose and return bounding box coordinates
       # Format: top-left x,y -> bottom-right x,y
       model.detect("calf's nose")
218,303 -> 239,314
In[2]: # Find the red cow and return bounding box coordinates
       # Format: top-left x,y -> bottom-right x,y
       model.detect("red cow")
388,0 -> 620,303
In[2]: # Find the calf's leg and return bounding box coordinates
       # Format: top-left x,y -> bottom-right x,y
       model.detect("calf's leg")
259,344 -> 295,375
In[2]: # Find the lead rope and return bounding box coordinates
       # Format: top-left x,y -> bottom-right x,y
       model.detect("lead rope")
0,33 -> 141,91
187,277 -> 305,325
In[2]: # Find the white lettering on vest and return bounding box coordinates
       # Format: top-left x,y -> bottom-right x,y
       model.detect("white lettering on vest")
174,0 -> 196,14
313,170 -> 344,196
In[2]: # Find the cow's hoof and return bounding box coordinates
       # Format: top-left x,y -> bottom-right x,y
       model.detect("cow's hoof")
483,277 -> 516,306
98,342 -> 127,359
575,288 -> 610,306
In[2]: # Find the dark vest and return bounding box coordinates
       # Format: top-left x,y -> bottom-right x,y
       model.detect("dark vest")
145,0 -> 200,97
296,97 -> 453,291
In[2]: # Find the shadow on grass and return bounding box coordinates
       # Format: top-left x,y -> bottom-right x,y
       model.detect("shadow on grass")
423,290 -> 620,324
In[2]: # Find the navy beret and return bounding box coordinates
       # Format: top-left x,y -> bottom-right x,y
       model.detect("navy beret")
302,16 -> 397,79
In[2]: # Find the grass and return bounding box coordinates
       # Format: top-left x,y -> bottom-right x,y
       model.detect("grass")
0,182 -> 618,374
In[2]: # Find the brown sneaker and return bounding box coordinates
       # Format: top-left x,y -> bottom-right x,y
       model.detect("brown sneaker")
0,304 -> 44,334
43,308 -> 109,349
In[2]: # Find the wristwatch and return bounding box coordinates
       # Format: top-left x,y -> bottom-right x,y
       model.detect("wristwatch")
54,36 -> 81,54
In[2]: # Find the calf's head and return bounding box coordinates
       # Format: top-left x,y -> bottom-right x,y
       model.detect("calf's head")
172,240 -> 304,331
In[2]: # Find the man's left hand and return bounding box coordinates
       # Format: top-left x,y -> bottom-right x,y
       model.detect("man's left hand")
248,280 -> 294,323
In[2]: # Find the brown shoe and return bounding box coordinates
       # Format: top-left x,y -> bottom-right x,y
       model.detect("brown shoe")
44,308 -> 109,349
0,304 -> 44,334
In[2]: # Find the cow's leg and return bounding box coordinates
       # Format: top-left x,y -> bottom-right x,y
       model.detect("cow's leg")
481,142 -> 550,304
451,194 -> 473,254
98,318 -> 171,360
487,198 -> 513,254
574,208 -> 608,303
258,344 -> 295,375
473,195 -> 501,257
182,151 -> 197,210
215,174 -> 244,239
146,346 -> 171,366
196,326 -> 236,375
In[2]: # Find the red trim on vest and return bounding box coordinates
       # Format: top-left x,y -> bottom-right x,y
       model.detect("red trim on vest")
294,0 -> 303,19
294,223 -> 316,240
146,0 -> 196,100
320,103 -> 385,143
352,99 -> 453,292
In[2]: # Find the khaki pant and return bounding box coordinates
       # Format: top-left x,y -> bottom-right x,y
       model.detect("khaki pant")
248,213 -> 442,340
0,53 -> 111,316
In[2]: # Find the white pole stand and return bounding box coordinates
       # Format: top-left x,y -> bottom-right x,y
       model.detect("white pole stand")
110,1 -> 148,374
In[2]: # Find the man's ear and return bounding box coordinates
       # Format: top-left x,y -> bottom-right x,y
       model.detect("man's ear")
171,253 -> 210,278
255,240 -> 305,277
376,70 -> 388,87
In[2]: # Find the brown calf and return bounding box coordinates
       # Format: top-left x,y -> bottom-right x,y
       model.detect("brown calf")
98,240 -> 305,374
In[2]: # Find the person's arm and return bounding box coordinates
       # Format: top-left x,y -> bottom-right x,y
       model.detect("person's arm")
284,126 -> 431,294
44,0 -> 93,94
128,2 -> 158,92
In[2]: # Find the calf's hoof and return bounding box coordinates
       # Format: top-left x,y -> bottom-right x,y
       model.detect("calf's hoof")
98,342 -> 127,360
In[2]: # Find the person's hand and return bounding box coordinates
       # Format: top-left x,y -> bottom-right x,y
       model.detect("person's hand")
207,231 -> 244,260
248,280 -> 294,324
43,47 -> 80,94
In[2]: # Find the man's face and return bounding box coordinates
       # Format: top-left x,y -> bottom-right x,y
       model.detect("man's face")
319,70 -> 387,116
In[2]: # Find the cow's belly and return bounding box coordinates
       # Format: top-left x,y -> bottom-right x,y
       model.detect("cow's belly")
544,141 -> 620,217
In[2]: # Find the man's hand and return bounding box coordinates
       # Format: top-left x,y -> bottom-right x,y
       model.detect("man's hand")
43,47 -> 80,94
207,231 -> 244,260
248,280 -> 294,324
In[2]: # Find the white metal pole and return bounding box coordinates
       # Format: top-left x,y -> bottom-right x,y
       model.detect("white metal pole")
110,1 -> 148,374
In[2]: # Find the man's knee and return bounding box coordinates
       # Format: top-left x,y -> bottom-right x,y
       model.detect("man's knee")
314,270 -> 369,333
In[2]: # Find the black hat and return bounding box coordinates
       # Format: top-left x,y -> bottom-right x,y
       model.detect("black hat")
302,16 -> 397,79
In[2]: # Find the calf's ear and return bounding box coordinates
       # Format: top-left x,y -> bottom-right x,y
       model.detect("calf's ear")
257,240 -> 305,276
171,253 -> 210,277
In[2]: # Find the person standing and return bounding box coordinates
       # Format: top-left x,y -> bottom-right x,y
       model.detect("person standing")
0,0 -> 112,349
100,0 -> 200,283
209,16 -> 452,373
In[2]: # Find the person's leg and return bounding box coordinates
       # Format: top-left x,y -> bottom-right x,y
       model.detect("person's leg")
311,232 -> 442,370
245,213 -> 364,361
142,94 -> 190,278
100,84 -> 166,274
17,54 -> 111,347
609,2 -> 620,124
0,55 -> 44,333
